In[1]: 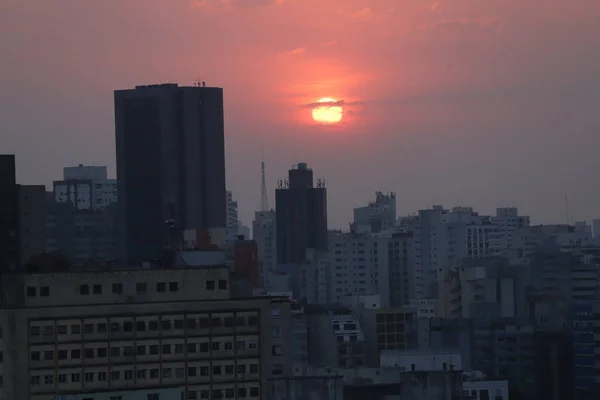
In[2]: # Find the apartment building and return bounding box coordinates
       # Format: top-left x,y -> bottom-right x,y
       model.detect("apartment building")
0,266 -> 292,400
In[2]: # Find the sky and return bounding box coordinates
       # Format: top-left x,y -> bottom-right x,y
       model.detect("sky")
1,0 -> 600,229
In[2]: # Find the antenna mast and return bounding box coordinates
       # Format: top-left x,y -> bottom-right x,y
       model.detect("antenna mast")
260,149 -> 269,211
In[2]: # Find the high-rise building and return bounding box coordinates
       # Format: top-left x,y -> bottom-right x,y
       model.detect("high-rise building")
275,163 -> 327,265
352,191 -> 396,234
18,185 -> 47,265
253,210 -> 276,288
0,154 -> 19,272
53,165 -> 117,211
114,83 -> 227,264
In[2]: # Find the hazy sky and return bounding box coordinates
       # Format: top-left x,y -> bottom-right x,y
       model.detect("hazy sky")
1,0 -> 600,228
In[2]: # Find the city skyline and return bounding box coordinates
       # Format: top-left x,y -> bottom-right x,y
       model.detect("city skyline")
2,0 -> 600,228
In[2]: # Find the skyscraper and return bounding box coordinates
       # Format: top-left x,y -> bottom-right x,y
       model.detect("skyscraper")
0,154 -> 19,272
114,83 -> 227,264
275,162 -> 327,265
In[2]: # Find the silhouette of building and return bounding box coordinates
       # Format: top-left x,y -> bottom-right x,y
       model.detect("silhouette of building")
0,154 -> 20,272
275,163 -> 327,264
114,83 -> 227,264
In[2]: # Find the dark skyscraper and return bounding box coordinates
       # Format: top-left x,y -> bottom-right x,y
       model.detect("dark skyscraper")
114,83 -> 227,264
0,154 -> 20,272
275,162 -> 327,265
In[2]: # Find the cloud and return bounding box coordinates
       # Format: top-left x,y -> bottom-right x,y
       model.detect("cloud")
300,99 -> 345,109
189,0 -> 282,11
277,46 -> 307,57
417,17 -> 501,32
321,40 -> 338,47
431,2 -> 442,13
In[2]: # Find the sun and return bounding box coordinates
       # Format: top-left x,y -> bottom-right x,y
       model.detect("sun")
312,97 -> 343,124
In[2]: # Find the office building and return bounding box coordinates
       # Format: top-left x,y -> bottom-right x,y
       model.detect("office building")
0,154 -> 19,272
18,185 -> 47,265
352,191 -> 396,234
0,266 -> 293,400
114,83 -> 227,264
275,163 -> 327,265
53,165 -> 117,211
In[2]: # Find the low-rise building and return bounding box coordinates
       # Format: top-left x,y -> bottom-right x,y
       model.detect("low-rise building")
0,266 -> 293,400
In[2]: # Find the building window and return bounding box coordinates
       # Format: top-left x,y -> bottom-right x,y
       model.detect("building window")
136,282 -> 147,293
112,283 -> 123,294
30,351 -> 41,361
26,287 -> 37,297
40,286 -> 50,296
272,326 -> 281,338
30,326 -> 40,336
206,280 -> 215,290
80,285 -> 89,295
218,280 -> 227,290
156,282 -> 166,292
272,345 -> 282,356
169,282 -> 179,292
250,388 -> 259,397
71,373 -> 80,382
93,284 -> 102,294
71,324 -> 80,334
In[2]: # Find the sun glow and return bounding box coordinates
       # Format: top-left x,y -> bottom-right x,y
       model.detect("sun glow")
312,97 -> 343,124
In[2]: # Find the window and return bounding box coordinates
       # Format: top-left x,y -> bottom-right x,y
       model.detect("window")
40,286 -> 50,297
175,344 -> 184,353
199,343 -> 209,352
136,282 -> 147,293
30,351 -> 41,361
272,326 -> 281,338
93,284 -> 102,294
136,321 -> 146,331
71,324 -> 81,334
149,320 -> 159,331
212,342 -> 220,351
112,283 -> 123,294
31,375 -> 40,385
162,320 -> 171,330
58,350 -> 68,360
212,365 -> 222,375
248,316 -> 258,326
211,317 -> 221,327
187,343 -> 196,353
174,319 -> 184,329
110,370 -> 120,380
187,319 -> 197,329
237,388 -> 247,398
149,345 -> 159,355
272,364 -> 283,375
150,369 -> 159,379
80,285 -> 90,295
84,323 -> 94,334
250,388 -> 259,397
156,282 -> 166,292
235,316 -> 246,326
110,347 -> 120,357
26,287 -> 37,297
162,344 -> 171,354
30,326 -> 40,336
97,348 -> 107,358
123,321 -> 133,332
71,373 -> 80,382
169,282 -> 179,291
218,280 -> 227,289
57,325 -> 67,334
97,323 -> 107,333
237,364 -> 246,374
175,367 -> 185,378
43,350 -> 54,360
200,366 -> 209,376
110,322 -> 120,332
249,364 -> 258,373
97,371 -> 107,381
188,367 -> 197,377
206,280 -> 215,290
84,349 -> 94,359
272,345 -> 282,356
124,370 -> 133,380
224,317 -> 234,327
162,368 -> 172,378
137,345 -> 146,355
44,375 -> 53,384
71,349 -> 81,359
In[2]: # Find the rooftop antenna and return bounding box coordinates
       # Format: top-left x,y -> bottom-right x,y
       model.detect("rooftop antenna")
193,77 -> 201,87
260,148 -> 269,212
